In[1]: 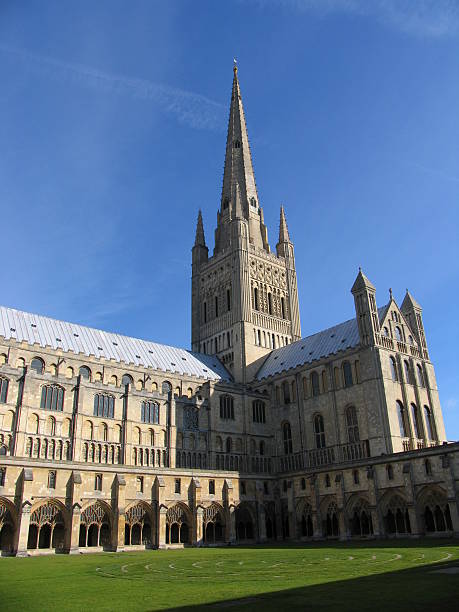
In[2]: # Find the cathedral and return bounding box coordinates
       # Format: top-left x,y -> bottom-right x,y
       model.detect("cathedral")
0,66 -> 457,555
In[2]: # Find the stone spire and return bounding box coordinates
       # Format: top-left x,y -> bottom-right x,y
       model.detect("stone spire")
194,210 -> 206,247
278,205 -> 291,243
220,64 -> 259,212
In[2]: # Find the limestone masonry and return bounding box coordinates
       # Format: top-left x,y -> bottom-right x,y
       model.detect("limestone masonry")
0,66 -> 457,555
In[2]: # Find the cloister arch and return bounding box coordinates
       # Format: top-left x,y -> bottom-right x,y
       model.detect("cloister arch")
380,491 -> 411,536
0,497 -> 17,555
202,503 -> 225,544
346,495 -> 373,537
165,503 -> 192,544
296,498 -> 314,538
79,501 -> 112,549
27,499 -> 68,551
417,486 -> 453,534
320,497 -> 339,538
124,502 -> 154,547
235,503 -> 255,541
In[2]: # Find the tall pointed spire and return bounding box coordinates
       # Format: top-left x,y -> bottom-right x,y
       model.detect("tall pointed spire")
220,64 -> 259,212
278,205 -> 291,243
194,210 -> 206,247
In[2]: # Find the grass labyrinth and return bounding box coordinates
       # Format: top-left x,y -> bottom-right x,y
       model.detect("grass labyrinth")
1,540 -> 458,611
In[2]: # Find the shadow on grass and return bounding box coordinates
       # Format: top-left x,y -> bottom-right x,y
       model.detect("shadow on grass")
166,540 -> 459,612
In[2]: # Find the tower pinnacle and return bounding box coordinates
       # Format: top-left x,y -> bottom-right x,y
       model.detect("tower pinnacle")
194,210 -> 206,247
278,205 -> 291,243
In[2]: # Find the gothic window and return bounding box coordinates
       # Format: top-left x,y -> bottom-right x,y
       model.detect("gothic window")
234,139 -> 241,148
209,479 -> 215,494
282,381 -> 291,404
219,395 -> 234,420
390,356 -> 398,381
417,364 -> 425,387
343,361 -> 353,387
215,295 -> 219,318
94,474 -> 103,491
395,326 -> 402,342
48,470 -> 56,489
252,400 -> 266,424
424,459 -> 432,476
301,478 -> 306,490
93,394 -> 115,418
281,297 -> 286,319
353,470 -> 359,484
259,440 -> 265,455
162,381 -> 172,395
404,360 -> 412,384
101,423 -> 108,442
254,287 -> 259,311
141,401 -> 159,424
203,301 -> 207,323
122,374 -> 133,388
0,468 -> 5,486
346,406 -> 360,443
410,403 -> 421,439
268,293 -> 273,315
31,357 -> 45,374
322,371 -> 328,393
396,401 -> 407,437
314,414 -> 326,449
424,406 -> 435,440
227,288 -> 231,311
40,385 -> 64,411
0,377 -> 9,404
325,474 -> 331,488
47,416 -> 56,436
183,405 -> 199,430
408,335 -> 414,344
225,437 -> 232,454
79,366 -> 91,381
387,464 -> 394,480
310,371 -> 320,397
283,422 -> 293,455
383,327 -> 390,337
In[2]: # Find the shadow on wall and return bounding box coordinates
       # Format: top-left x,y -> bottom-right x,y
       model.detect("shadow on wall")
164,542 -> 459,612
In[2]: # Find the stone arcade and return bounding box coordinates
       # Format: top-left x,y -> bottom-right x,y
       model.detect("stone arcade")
0,66 -> 458,555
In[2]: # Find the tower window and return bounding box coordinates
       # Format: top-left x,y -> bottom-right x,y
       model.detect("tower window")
175,478 -> 181,494
314,414 -> 326,449
283,422 -> 293,455
220,395 -> 234,420
254,287 -> 259,311
203,301 -> 207,324
268,293 -> 272,315
48,470 -> 56,489
281,297 -> 286,319
215,295 -> 219,318
227,289 -> 231,311
234,140 -> 241,149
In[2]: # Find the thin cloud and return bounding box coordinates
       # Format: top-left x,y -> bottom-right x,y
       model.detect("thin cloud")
0,45 -> 226,131
248,0 -> 459,38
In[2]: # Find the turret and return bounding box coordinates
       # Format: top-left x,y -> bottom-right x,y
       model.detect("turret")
401,290 -> 428,359
351,269 -> 379,346
276,205 -> 301,341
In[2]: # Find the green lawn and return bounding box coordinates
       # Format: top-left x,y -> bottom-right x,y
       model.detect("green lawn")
1,540 -> 458,611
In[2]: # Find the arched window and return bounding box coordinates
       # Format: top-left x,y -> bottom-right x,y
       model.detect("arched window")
203,301 -> 207,323
395,327 -> 402,342
424,406 -> 435,441
101,423 -> 108,442
408,335 -> 414,345
390,357 -> 398,381
417,364 -> 425,387
93,394 -> 115,418
140,401 -> 159,424
47,416 -> 56,436
252,400 -> 266,424
424,458 -> 432,476
268,293 -> 273,315
253,287 -> 259,311
282,381 -> 291,404
215,295 -> 219,318
310,372 -> 320,397
404,360 -> 412,384
79,366 -> 91,381
322,371 -> 328,393
283,422 -> 293,455
387,464 -> 394,480
234,139 -> 241,148
122,374 -> 133,388
410,403 -> 421,439
396,401 -> 407,437
301,478 -> 306,490
259,441 -> 265,456
353,470 -> 359,484
346,406 -> 360,443
314,414 -> 326,449
325,474 -> 331,488
219,395 -> 234,420
40,385 -> 64,411
383,327 -> 390,337
342,361 -> 353,388
31,357 -> 45,374
225,437 -> 232,453
0,377 -> 9,404
281,297 -> 286,319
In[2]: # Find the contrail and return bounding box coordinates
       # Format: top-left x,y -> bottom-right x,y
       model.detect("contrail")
0,44 -> 226,131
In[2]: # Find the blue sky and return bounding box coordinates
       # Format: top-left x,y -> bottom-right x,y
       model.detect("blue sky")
1,0 -> 458,437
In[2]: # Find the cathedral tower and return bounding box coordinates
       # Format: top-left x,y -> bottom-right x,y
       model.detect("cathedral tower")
191,65 -> 301,382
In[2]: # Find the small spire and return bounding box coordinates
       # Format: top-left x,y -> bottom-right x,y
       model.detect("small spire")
389,288 -> 393,300
233,58 -> 238,76
278,205 -> 291,243
351,268 -> 376,293
194,210 -> 206,247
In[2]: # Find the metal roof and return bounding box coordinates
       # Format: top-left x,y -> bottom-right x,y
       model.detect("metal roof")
256,317 -> 361,380
0,306 -> 231,382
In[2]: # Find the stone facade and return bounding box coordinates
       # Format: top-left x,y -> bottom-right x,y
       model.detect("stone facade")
0,66 -> 458,556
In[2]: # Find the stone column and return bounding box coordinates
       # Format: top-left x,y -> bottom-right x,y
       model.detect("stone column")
112,474 -> 126,552
403,463 -> 421,536
257,503 -> 267,542
195,507 -> 204,546
16,503 -> 32,557
69,505 -> 81,554
158,507 -> 167,548
228,506 -> 236,543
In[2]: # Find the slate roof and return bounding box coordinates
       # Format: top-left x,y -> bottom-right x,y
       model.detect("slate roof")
256,317 -> 361,380
0,306 -> 231,382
